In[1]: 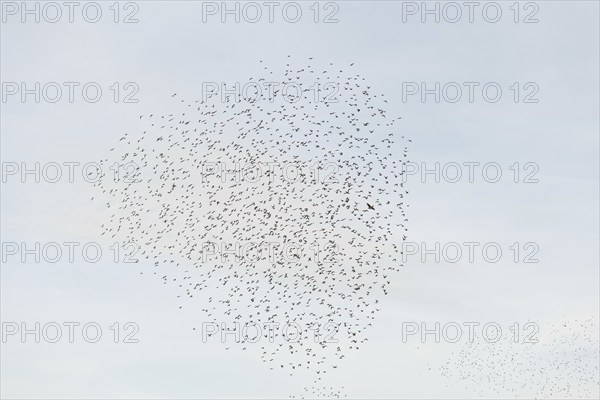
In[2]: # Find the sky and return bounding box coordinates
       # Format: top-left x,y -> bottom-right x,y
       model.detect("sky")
1,1 -> 599,399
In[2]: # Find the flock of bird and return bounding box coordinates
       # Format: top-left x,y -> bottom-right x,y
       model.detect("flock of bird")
440,317 -> 600,398
93,57 -> 410,397
91,57 -> 599,398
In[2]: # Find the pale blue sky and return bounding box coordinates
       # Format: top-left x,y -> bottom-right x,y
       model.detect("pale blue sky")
1,1 -> 599,398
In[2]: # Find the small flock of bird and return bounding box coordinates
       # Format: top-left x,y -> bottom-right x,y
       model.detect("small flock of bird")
440,317 -> 600,398
93,57 -> 410,397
